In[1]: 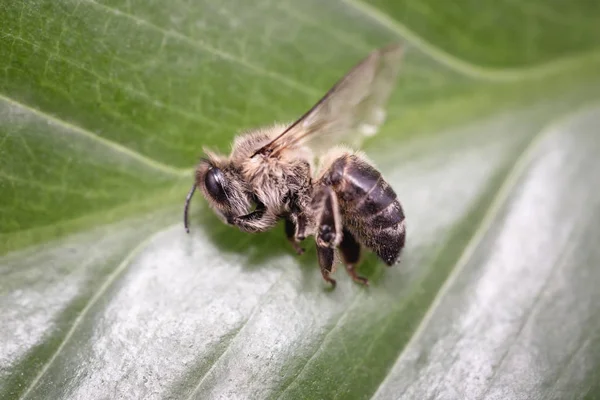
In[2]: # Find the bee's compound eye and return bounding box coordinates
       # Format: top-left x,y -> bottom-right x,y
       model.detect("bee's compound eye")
205,167 -> 228,203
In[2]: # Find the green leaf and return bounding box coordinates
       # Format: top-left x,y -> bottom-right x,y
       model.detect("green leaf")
1,1 -> 599,399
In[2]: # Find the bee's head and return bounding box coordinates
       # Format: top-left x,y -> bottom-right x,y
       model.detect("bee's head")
184,152 -> 252,231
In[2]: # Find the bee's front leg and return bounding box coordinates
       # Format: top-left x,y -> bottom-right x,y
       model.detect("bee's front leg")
233,206 -> 278,233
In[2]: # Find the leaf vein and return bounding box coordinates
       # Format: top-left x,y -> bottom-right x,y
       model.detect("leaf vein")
18,225 -> 172,399
82,0 -> 321,97
342,0 -> 600,81
276,298 -> 361,399
186,266 -> 289,400
478,217 -> 589,399
0,94 -> 187,177
1,31 -> 225,130
0,170 -> 113,198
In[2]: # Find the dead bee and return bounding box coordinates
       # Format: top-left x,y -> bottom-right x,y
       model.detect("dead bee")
184,43 -> 406,287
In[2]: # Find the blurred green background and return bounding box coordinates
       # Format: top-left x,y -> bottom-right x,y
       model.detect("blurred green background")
1,0 -> 599,399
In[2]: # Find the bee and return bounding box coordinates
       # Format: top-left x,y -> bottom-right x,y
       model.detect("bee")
184,43 -> 406,287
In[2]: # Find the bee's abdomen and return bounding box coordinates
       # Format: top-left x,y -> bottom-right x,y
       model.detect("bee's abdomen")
325,154 -> 406,265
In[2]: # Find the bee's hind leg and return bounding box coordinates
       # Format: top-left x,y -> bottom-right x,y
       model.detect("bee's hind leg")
285,218 -> 305,255
339,228 -> 368,286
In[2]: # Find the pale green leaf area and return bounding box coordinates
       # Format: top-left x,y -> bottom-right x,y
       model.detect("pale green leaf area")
0,0 -> 599,399
360,0 -> 600,67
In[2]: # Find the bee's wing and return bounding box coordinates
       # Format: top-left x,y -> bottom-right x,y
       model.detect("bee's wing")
253,43 -> 404,158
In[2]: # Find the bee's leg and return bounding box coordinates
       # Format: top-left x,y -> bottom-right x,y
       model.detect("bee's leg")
313,185 -> 342,248
316,244 -> 336,288
339,228 -> 368,285
285,218 -> 305,255
286,192 -> 309,241
294,213 -> 309,241
312,185 -> 342,288
233,207 -> 278,233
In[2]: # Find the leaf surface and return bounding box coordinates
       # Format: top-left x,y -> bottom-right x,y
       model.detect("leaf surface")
1,1 -> 599,399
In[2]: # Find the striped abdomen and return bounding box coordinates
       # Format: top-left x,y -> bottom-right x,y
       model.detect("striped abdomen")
323,153 -> 406,265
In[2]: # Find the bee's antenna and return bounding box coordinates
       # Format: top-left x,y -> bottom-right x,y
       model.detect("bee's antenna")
184,184 -> 197,233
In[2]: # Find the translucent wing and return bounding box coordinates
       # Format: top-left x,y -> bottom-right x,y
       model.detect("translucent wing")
253,43 -> 404,158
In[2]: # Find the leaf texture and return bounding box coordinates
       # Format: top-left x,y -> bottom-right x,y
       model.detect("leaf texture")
1,1 -> 599,399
